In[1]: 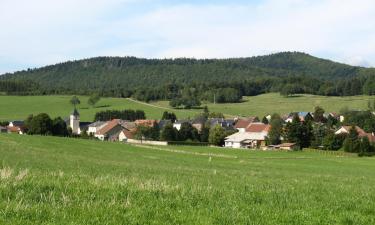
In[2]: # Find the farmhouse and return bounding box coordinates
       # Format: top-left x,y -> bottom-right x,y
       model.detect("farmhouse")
95,119 -> 124,141
8,121 -> 25,127
87,121 -> 108,135
0,126 -> 8,133
285,112 -> 313,123
173,120 -> 190,131
225,123 -> 270,149
208,118 -> 235,130
7,120 -> 25,134
118,129 -> 135,142
335,126 -> 375,143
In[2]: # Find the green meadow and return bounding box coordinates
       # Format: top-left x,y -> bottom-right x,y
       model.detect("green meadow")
0,93 -> 374,122
1,134 -> 375,224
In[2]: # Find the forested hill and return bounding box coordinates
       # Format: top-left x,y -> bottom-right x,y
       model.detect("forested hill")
1,52 -> 375,100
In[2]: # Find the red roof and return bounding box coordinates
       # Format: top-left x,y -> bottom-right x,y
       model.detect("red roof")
245,123 -> 271,133
121,129 -> 135,139
96,119 -> 121,135
341,126 -> 367,137
234,119 -> 252,129
7,126 -> 23,133
135,120 -> 157,127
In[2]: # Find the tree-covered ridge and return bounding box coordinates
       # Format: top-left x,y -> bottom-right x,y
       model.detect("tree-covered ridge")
1,52 -> 375,99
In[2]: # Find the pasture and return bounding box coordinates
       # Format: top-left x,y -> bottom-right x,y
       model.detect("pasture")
1,134 -> 375,224
0,93 -> 374,122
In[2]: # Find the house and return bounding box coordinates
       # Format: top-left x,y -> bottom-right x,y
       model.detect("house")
208,118 -> 235,130
135,120 -> 157,128
173,120 -> 190,131
87,121 -> 108,135
335,126 -> 375,143
234,119 -> 252,133
225,123 -> 271,149
7,126 -> 25,134
0,126 -> 8,133
95,119 -> 124,141
192,118 -> 206,132
7,120 -> 25,134
119,129 -> 135,142
285,112 -> 312,123
8,121 -> 24,128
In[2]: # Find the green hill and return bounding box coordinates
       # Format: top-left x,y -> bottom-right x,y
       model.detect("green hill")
1,52 -> 374,98
1,134 -> 375,224
0,93 -> 374,121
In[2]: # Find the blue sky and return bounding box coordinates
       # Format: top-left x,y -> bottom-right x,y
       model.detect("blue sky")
1,0 -> 375,74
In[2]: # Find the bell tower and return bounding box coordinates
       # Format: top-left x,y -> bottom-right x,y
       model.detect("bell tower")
70,108 -> 80,134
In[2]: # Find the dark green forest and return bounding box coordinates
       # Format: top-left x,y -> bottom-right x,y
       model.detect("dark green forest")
1,52 -> 375,103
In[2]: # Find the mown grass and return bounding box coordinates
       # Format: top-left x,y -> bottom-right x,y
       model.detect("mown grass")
1,93 -> 374,121
0,95 -> 195,121
1,134 -> 375,224
153,93 -> 375,117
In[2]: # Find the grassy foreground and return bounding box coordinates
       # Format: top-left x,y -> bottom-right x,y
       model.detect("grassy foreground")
1,93 -> 374,121
1,134 -> 375,224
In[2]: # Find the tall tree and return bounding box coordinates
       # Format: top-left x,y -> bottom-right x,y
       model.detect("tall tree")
87,93 -> 101,108
266,113 -> 283,145
70,96 -> 81,109
208,125 -> 226,146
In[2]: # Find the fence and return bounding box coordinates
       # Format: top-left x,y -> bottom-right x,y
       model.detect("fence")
303,148 -> 356,157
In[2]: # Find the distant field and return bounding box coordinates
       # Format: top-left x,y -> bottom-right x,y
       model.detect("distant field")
0,95 -> 196,121
153,93 -> 375,117
0,93 -> 374,122
1,134 -> 375,224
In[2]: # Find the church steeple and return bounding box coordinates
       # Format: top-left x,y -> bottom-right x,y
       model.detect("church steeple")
70,108 -> 80,134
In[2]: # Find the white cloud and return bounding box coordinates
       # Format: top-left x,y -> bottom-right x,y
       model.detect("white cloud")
1,0 -> 375,73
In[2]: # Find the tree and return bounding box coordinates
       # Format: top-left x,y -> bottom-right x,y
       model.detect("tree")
88,93 -> 101,108
323,132 -> 347,151
160,123 -> 177,141
208,125 -> 226,146
343,126 -> 361,153
311,124 -> 328,148
177,122 -> 199,141
358,136 -> 373,156
70,96 -> 81,109
52,117 -> 68,136
200,125 -> 210,142
314,106 -> 326,123
162,111 -> 177,122
134,125 -> 160,141
285,114 -> 312,149
266,114 -> 283,145
262,116 -> 269,124
27,113 -> 53,135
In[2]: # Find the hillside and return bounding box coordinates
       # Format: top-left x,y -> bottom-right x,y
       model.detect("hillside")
1,52 -> 374,98
0,93 -> 374,121
1,134 -> 375,224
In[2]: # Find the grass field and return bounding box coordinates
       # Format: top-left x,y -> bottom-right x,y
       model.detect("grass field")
0,93 -> 374,122
0,95 -> 196,121
153,93 -> 375,117
1,134 -> 375,224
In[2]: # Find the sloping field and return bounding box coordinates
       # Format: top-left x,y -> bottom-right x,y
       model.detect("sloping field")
1,134 -> 375,224
0,95 -> 195,121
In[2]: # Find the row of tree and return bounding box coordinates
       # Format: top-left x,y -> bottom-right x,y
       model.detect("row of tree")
24,113 -> 70,136
94,109 -> 146,121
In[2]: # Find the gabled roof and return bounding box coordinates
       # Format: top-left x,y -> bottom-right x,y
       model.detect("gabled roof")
120,121 -> 137,130
88,121 -> 107,128
96,119 -> 121,135
174,119 -> 191,125
135,120 -> 157,127
121,129 -> 135,139
9,121 -> 24,127
234,119 -> 252,129
340,126 -> 367,136
245,123 -> 271,133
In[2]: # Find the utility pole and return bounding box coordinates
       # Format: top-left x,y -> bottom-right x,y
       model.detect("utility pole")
214,93 -> 216,105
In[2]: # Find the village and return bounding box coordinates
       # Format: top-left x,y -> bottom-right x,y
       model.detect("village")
2,106 -> 375,153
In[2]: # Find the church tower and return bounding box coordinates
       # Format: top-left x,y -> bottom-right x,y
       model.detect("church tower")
70,108 -> 80,134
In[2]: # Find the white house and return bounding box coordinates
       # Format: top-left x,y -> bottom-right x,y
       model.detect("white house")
87,121 -> 108,135
225,123 -> 270,149
173,120 -> 190,131
95,119 -> 124,141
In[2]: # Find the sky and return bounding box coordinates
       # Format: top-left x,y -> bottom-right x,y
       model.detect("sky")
1,0 -> 375,74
